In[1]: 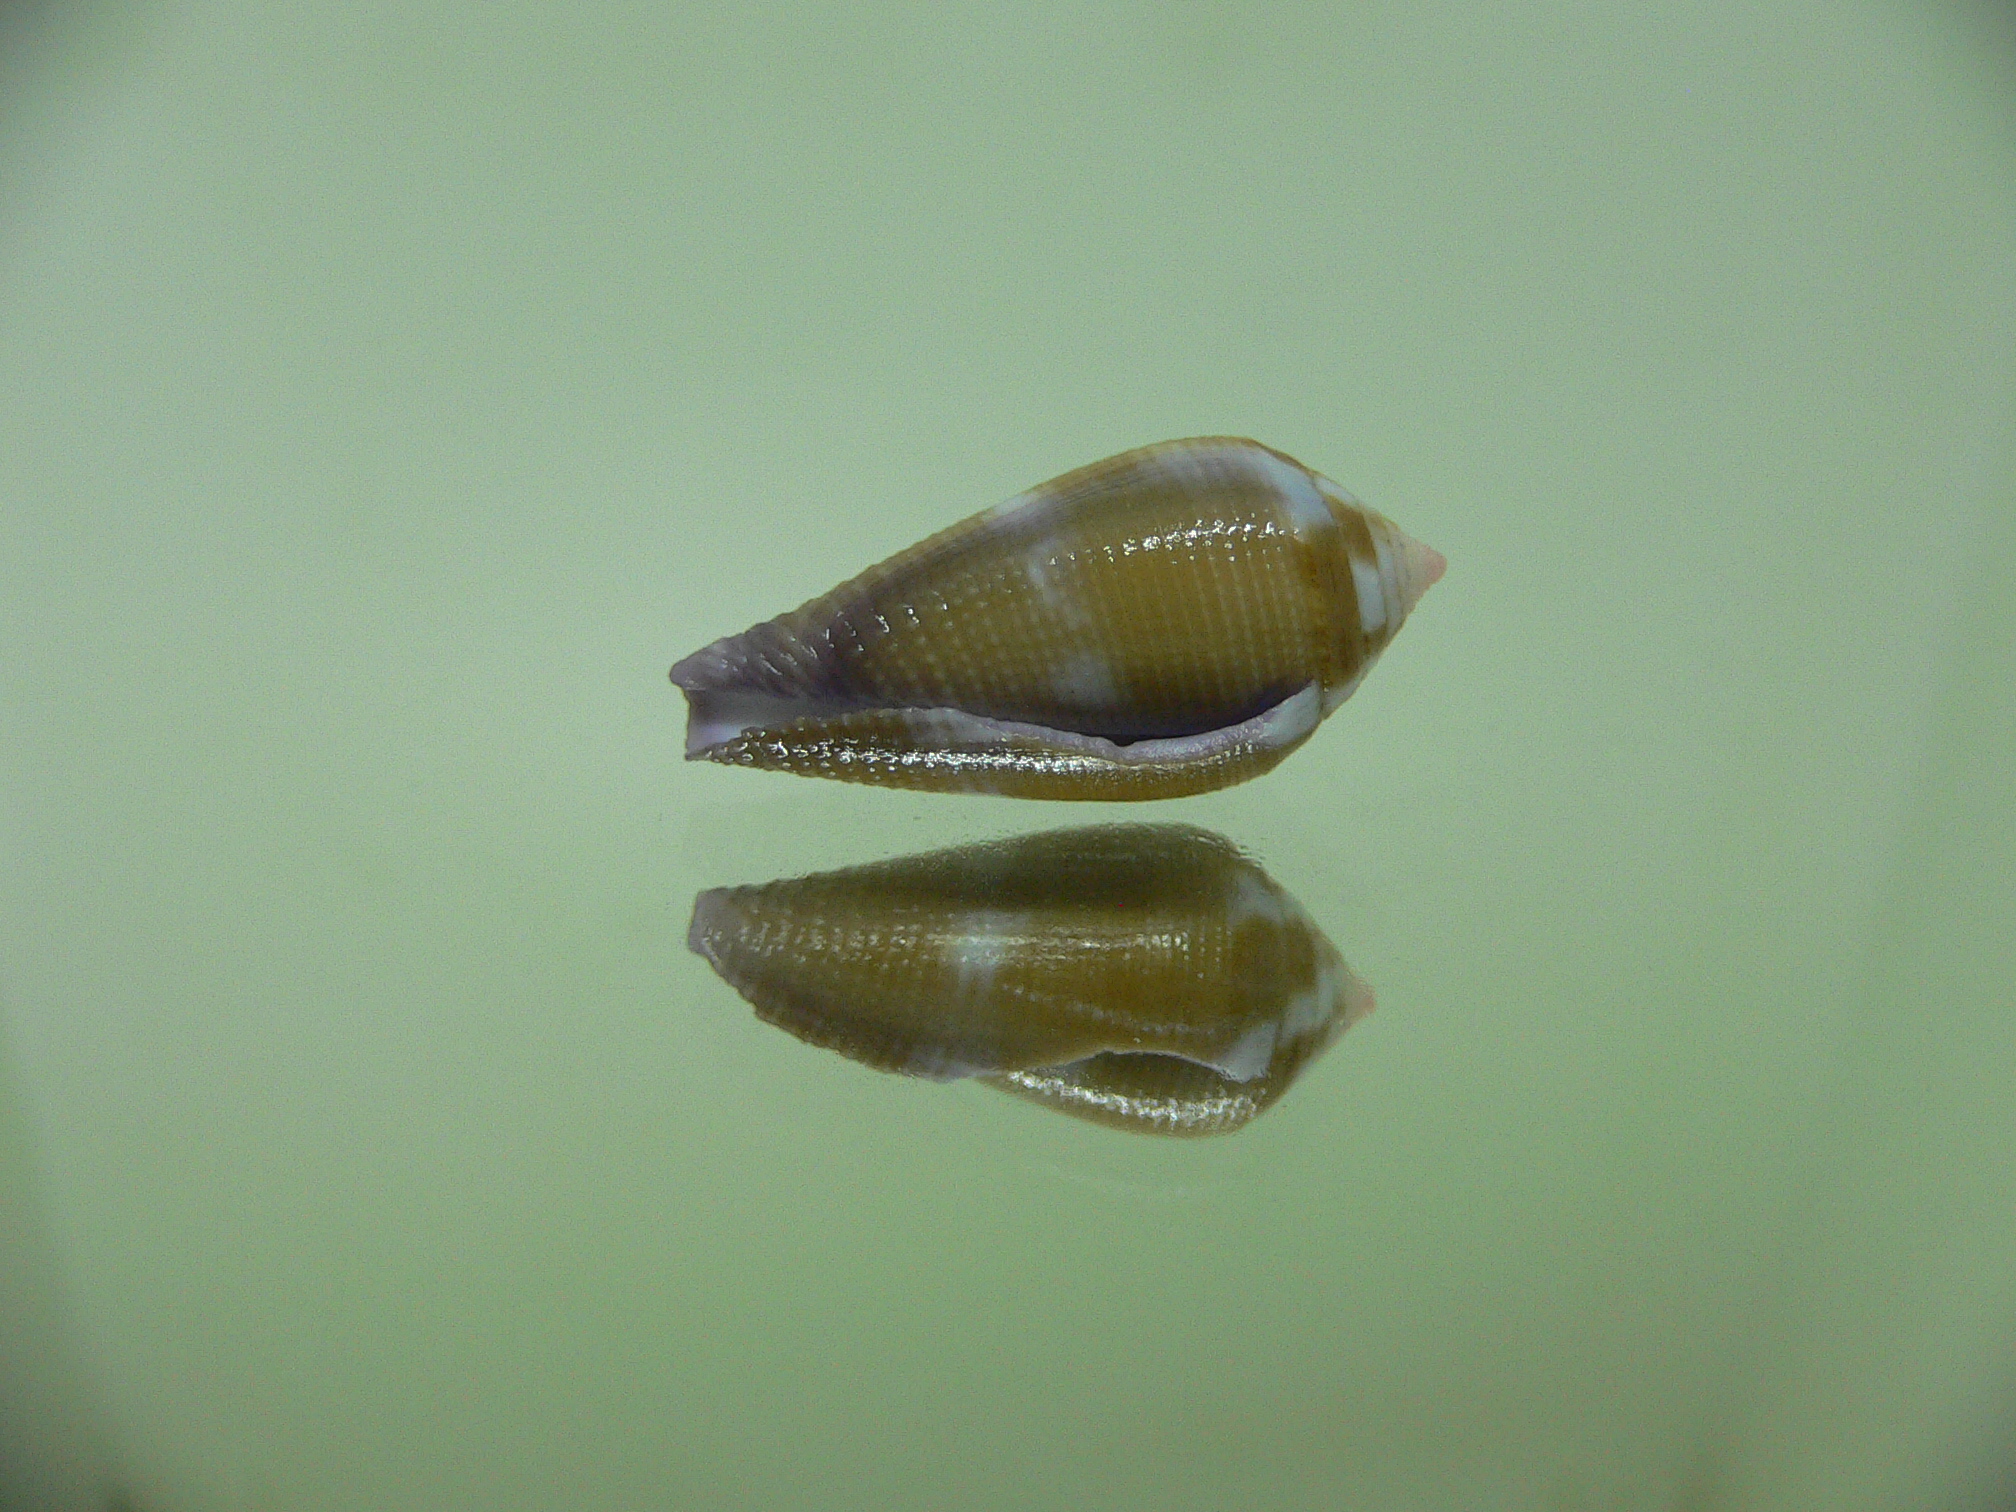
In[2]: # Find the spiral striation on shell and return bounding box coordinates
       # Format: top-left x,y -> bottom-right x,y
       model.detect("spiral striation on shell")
687,824 -> 1374,1136
670,438 -> 1444,799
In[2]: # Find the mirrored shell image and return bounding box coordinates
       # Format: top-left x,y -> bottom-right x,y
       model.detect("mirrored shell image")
671,438 -> 1444,799
687,824 -> 1374,1136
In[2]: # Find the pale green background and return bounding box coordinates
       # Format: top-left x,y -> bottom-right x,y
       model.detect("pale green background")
3,2 -> 2014,1509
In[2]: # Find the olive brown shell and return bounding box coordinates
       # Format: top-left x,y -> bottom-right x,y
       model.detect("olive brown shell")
670,437 -> 1443,799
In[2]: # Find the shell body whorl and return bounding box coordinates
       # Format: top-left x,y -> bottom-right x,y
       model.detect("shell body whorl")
687,824 -> 1373,1135
671,438 -> 1442,800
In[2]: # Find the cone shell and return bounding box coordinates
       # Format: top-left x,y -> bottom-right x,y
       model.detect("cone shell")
670,437 -> 1444,800
687,824 -> 1374,1136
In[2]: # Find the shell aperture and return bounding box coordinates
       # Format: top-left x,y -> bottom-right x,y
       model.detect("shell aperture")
670,438 -> 1444,799
687,824 -> 1374,1136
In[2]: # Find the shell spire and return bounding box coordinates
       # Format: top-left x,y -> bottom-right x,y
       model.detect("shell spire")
670,438 -> 1442,799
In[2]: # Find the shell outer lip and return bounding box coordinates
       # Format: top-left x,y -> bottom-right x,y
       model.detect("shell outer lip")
679,682 -> 1326,771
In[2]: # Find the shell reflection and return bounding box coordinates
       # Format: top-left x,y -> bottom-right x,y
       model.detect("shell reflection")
688,825 -> 1373,1135
671,438 -> 1444,799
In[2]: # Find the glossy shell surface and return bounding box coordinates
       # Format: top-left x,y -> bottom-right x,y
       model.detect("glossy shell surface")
687,824 -> 1373,1136
670,438 -> 1443,799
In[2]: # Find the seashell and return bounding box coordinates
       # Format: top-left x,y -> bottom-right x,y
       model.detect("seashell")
670,437 -> 1444,799
687,824 -> 1374,1136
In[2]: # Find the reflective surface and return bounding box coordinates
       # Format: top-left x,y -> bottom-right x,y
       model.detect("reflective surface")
691,824 -> 1372,1134
1,2 -> 2013,1509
